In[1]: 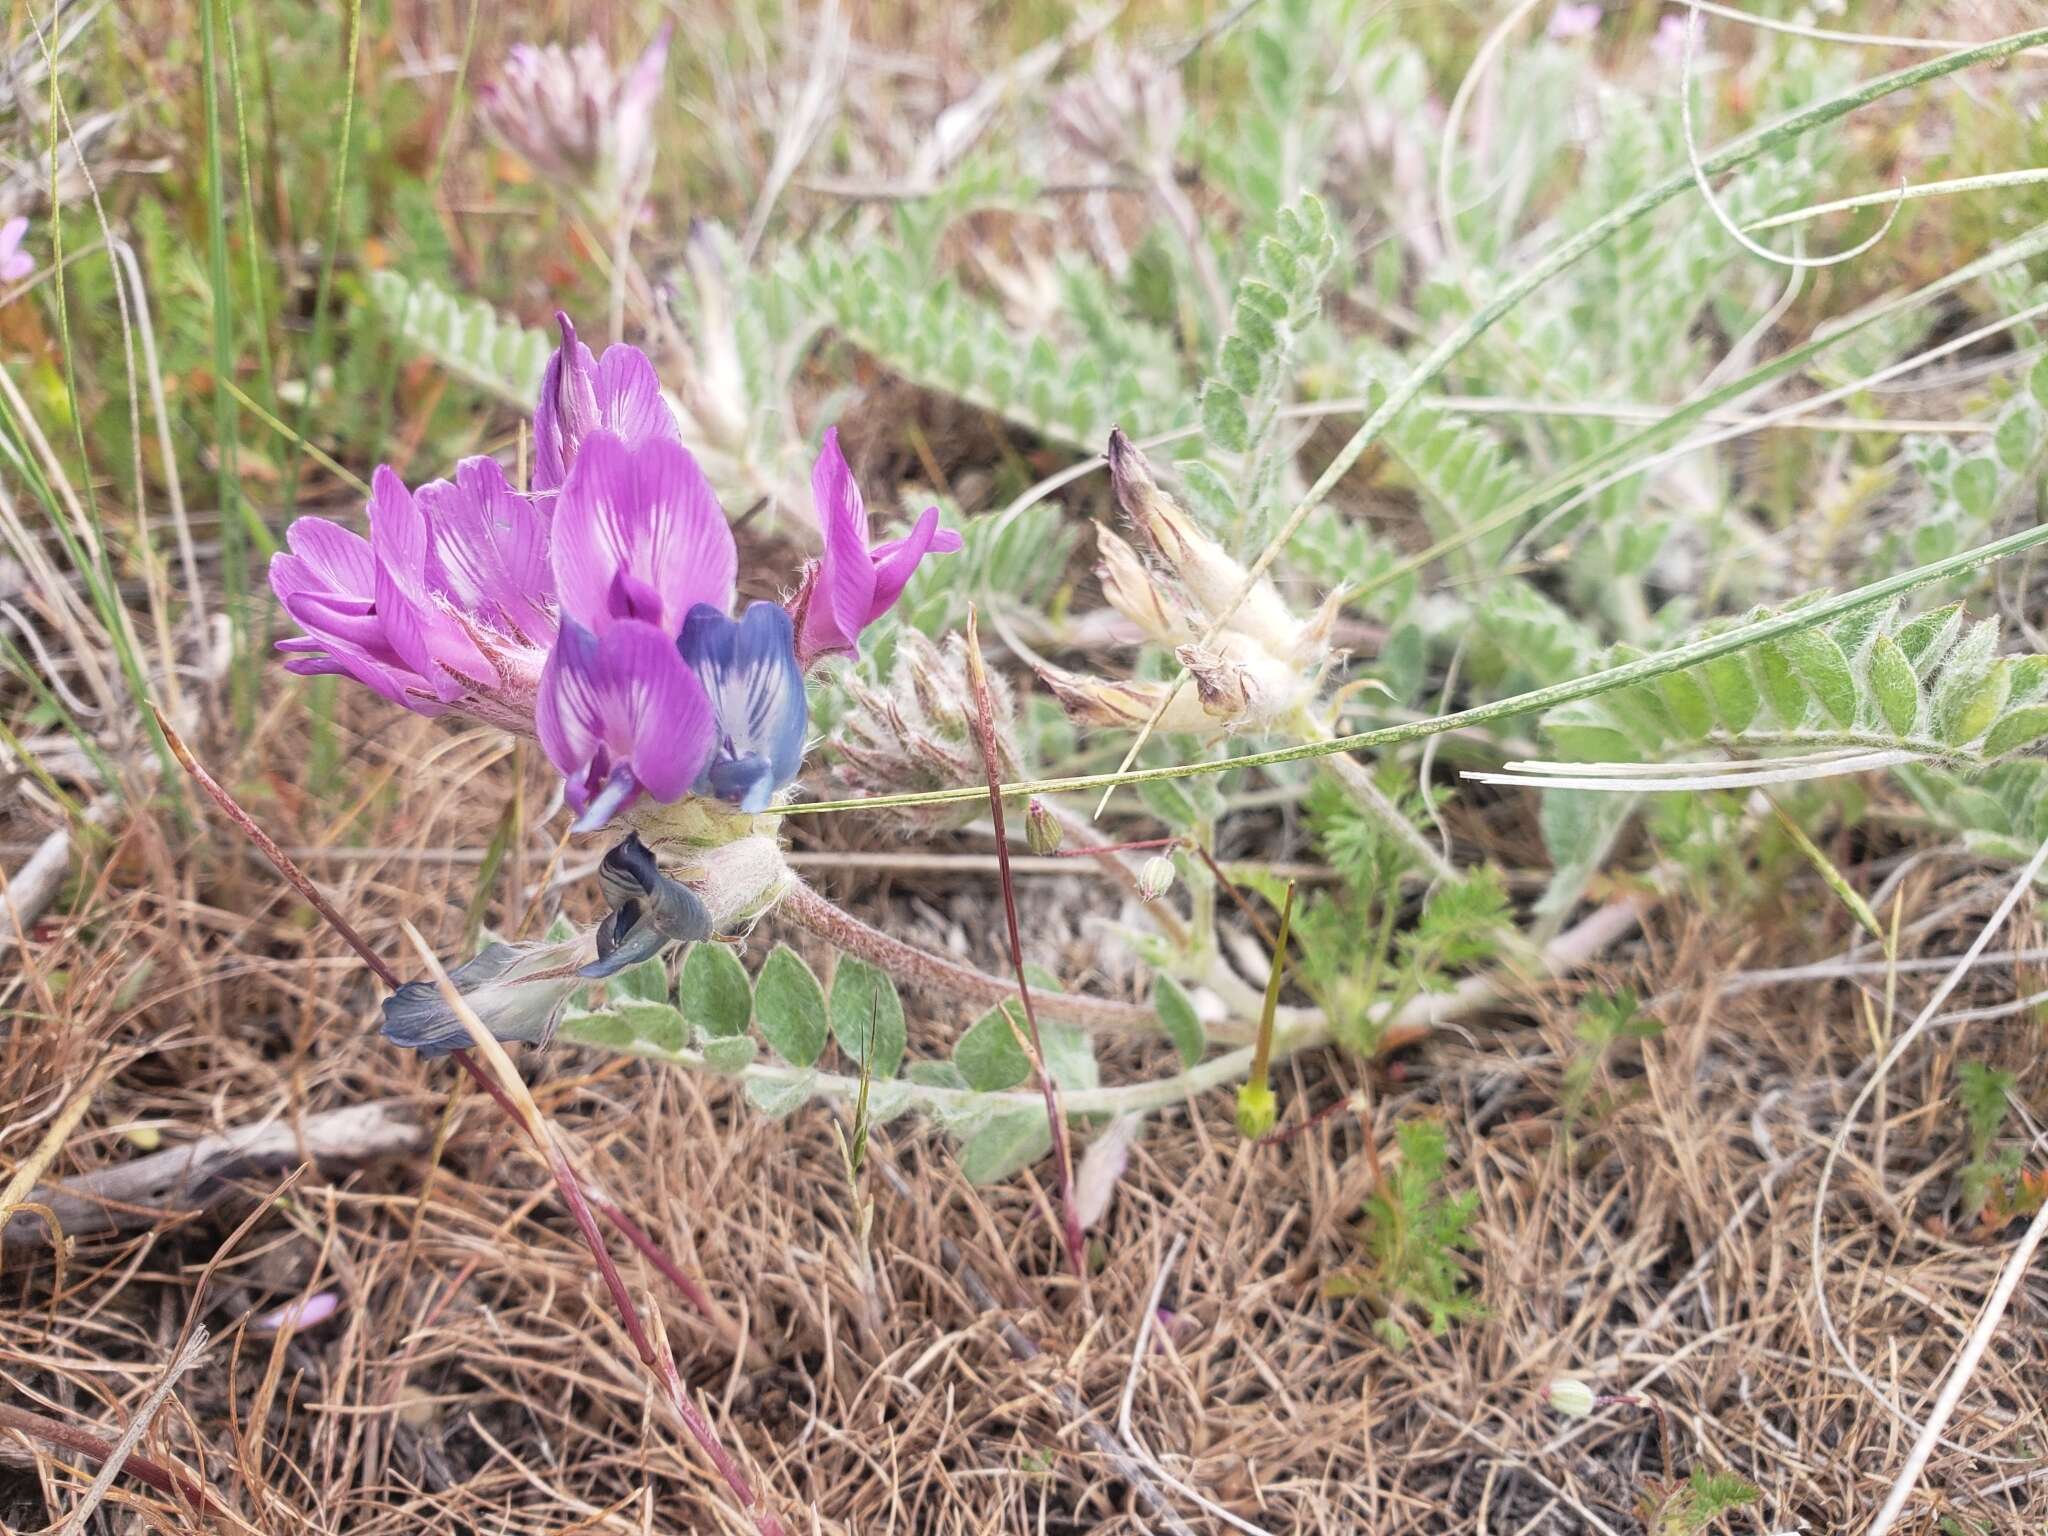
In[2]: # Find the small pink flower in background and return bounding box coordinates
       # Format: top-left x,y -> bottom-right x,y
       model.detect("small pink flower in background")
254,1290 -> 340,1334
1652,13 -> 1689,64
479,24 -> 670,219
0,216 -> 33,284
1546,2 -> 1602,39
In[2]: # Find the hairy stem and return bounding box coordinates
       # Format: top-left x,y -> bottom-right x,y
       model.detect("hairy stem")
582,894 -> 1646,1118
785,515 -> 2048,818
776,877 -> 1194,1038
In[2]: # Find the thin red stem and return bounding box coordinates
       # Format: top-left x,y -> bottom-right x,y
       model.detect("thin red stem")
0,1401 -> 217,1513
963,608 -> 1084,1280
1048,836 -> 1179,858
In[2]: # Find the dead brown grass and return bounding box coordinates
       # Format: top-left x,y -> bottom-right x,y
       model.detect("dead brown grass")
6,685 -> 2048,1535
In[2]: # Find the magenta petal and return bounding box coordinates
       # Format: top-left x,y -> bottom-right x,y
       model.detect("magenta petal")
600,620 -> 712,801
284,517 -> 376,596
536,618 -> 712,820
866,504 -> 951,619
536,622 -> 603,786
368,467 -> 493,696
551,432 -> 735,635
534,313 -> 683,492
593,343 -> 683,454
419,456 -> 555,645
810,427 -> 878,645
534,314 -> 600,493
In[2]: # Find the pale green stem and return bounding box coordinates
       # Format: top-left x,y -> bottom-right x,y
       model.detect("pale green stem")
570,894 -> 1644,1119
786,516 -> 2048,820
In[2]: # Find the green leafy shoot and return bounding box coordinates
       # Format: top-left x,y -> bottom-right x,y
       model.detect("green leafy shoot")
1956,1060 -> 2023,1219
1325,1118 -> 1482,1350
1646,1468 -> 1762,1535
1562,987 -> 1663,1127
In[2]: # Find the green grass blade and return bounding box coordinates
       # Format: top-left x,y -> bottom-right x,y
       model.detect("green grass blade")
785,518 -> 2048,816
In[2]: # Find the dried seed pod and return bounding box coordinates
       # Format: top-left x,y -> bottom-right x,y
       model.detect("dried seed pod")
1026,798 -> 1064,856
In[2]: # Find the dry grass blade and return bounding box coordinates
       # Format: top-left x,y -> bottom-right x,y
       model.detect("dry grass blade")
962,604 -> 1083,1281
403,925 -> 792,1536
53,1326 -> 210,1535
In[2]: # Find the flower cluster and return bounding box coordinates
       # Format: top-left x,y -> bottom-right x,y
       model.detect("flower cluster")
479,26 -> 670,222
271,313 -> 960,833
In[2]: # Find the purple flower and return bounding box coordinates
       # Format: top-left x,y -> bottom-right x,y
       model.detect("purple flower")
534,312 -> 682,492
1546,2 -> 1601,38
417,456 -> 556,647
1652,13 -> 1688,64
0,216 -> 32,284
679,601 -> 809,813
270,460 -> 554,725
551,429 -> 734,634
792,428 -> 963,666
537,617 -> 714,830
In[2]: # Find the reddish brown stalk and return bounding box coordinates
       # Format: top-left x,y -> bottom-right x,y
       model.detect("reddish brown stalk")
1594,1394 -> 1674,1484
0,1401 -> 216,1514
154,703 -> 401,990
159,708 -> 785,1532
1258,1092 -> 1360,1146
1193,843 -> 1280,951
962,608 -> 1084,1280
1048,836 -> 1180,858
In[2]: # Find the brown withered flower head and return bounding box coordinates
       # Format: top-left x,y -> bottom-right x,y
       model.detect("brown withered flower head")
835,631 -> 1024,831
1036,431 -> 1336,739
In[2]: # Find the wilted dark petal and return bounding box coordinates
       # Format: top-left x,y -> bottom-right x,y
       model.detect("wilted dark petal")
582,832 -> 712,977
380,943 -> 568,1058
597,830 -> 662,908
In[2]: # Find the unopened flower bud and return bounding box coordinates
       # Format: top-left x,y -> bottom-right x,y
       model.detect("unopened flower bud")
1138,855 -> 1176,901
1234,1080 -> 1276,1139
1026,798 -> 1064,856
1547,1379 -> 1597,1418
1106,430 -> 1300,659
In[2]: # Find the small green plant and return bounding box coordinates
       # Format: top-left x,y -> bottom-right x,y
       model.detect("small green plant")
1956,1060 -> 2026,1221
1643,1468 -> 1763,1535
1325,1117 -> 1481,1349
1562,987 -> 1663,1127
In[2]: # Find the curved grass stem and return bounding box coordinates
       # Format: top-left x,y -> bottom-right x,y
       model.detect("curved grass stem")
784,517 -> 2048,820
